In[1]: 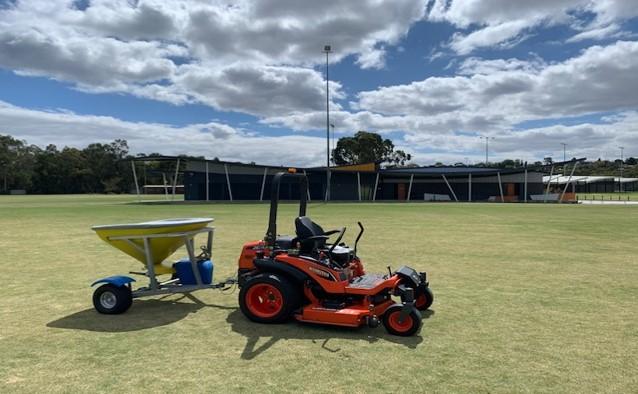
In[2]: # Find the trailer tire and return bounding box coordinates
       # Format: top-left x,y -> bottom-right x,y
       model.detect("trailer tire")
93,284 -> 132,314
239,273 -> 297,323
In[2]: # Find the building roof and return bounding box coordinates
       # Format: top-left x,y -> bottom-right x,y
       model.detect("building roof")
382,166 -> 535,177
616,177 -> 638,183
543,175 -> 638,184
128,155 -> 546,177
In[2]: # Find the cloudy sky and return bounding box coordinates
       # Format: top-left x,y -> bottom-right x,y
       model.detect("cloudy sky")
0,0 -> 637,166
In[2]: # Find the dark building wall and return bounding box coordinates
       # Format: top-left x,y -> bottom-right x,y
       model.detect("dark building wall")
184,163 -> 545,202
624,181 -> 638,191
377,172 -> 544,201
575,181 -> 615,193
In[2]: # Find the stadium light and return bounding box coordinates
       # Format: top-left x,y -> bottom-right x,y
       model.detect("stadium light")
479,136 -> 494,165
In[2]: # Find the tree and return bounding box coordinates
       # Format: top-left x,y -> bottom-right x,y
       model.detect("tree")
0,135 -> 36,192
333,131 -> 412,166
82,139 -> 130,193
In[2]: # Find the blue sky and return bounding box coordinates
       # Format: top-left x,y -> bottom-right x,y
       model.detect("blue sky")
0,1 -> 637,166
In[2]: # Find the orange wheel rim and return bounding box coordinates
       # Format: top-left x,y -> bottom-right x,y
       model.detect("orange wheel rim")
246,284 -> 283,318
388,311 -> 413,332
415,294 -> 427,308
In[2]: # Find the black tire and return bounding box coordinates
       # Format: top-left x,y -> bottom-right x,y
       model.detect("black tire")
382,304 -> 422,336
415,285 -> 434,311
92,284 -> 133,314
239,273 -> 298,324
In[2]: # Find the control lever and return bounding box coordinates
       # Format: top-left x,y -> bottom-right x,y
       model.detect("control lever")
354,222 -> 365,257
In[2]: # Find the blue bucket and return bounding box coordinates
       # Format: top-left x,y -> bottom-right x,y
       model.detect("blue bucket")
173,259 -> 213,285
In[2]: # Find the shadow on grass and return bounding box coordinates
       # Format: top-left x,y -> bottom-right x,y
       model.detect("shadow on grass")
227,309 -> 435,360
48,294 -> 434,358
47,294 -> 236,332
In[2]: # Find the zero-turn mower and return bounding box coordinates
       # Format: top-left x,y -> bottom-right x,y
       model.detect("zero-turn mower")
237,170 -> 434,336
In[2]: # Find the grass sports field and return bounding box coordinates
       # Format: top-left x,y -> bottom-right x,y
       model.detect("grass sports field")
2,195 -> 638,393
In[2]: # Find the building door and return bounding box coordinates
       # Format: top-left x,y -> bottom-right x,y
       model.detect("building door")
397,183 -> 407,200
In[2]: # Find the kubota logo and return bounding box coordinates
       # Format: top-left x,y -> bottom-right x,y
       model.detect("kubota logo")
309,266 -> 331,279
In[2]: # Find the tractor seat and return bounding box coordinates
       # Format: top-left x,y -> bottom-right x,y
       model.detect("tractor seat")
295,216 -> 327,253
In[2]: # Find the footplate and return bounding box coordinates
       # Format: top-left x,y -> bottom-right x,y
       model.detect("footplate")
346,273 -> 386,289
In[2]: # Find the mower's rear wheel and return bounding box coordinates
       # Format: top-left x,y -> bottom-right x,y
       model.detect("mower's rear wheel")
415,286 -> 434,311
239,273 -> 297,323
382,304 -> 422,336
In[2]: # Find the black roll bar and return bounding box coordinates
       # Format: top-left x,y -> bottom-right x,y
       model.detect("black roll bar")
265,172 -> 308,247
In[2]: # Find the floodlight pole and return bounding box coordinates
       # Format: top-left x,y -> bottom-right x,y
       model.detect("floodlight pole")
480,136 -> 494,165
324,44 -> 332,202
561,143 -> 567,162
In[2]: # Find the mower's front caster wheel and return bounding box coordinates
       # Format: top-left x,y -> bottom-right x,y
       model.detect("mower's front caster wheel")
382,304 -> 422,336
415,286 -> 434,311
239,273 -> 297,324
93,284 -> 132,314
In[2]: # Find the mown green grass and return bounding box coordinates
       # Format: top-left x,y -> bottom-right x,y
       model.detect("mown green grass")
1,195 -> 637,393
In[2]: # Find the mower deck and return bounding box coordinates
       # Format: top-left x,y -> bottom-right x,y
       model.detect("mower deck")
295,300 -> 395,327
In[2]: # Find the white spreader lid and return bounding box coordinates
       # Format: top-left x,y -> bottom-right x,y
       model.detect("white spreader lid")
92,217 -> 213,230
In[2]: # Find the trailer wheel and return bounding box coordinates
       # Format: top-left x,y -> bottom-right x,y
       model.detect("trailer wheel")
415,286 -> 434,311
239,273 -> 297,323
93,284 -> 132,314
382,304 -> 422,336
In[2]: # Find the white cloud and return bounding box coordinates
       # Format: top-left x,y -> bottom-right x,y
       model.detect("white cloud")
355,40 -> 638,124
397,111 -> 638,162
355,46 -> 387,69
427,0 -> 638,54
449,19 -> 531,55
171,64 -> 345,117
0,28 -> 183,87
2,98 -> 636,165
266,40 -> 638,162
566,23 -> 629,43
457,56 -> 546,75
0,0 -> 427,117
0,100 -> 327,166
1,0 -> 637,165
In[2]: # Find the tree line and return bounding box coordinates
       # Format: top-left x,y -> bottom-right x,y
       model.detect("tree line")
1,132 -> 636,194
0,135 -> 203,194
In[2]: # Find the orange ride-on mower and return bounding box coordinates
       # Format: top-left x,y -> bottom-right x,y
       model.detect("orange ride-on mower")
237,171 -> 433,336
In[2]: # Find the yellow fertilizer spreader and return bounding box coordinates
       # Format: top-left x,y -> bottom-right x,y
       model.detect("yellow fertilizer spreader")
90,218 -> 236,314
